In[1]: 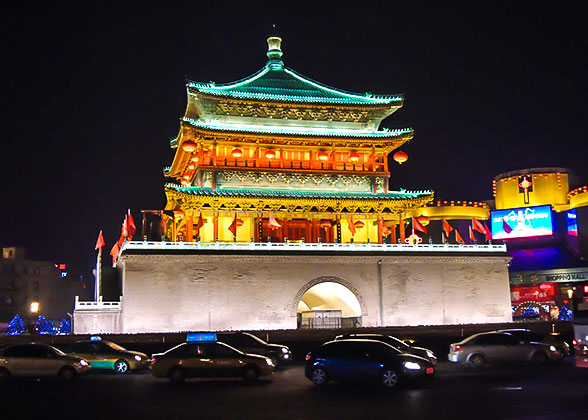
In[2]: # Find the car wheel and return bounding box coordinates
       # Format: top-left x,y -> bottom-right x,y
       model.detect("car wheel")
468,354 -> 485,368
381,368 -> 400,388
311,366 -> 329,386
532,351 -> 548,364
59,366 -> 77,382
168,367 -> 185,384
243,365 -> 260,381
114,359 -> 130,374
0,367 -> 10,382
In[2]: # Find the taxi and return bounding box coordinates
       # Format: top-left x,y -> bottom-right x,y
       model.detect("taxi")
61,337 -> 150,374
150,333 -> 275,384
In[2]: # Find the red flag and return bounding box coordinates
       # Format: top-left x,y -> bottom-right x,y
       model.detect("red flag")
472,217 -> 486,234
228,215 -> 238,236
455,229 -> 465,245
121,216 -> 128,238
110,242 -> 119,265
442,218 -> 454,237
268,212 -> 281,230
484,222 -> 492,242
412,216 -> 428,234
195,214 -> 204,232
502,218 -> 513,234
348,214 -> 356,236
469,226 -> 476,242
95,231 -> 105,254
127,209 -> 137,238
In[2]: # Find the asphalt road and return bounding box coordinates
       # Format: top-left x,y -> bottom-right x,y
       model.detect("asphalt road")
2,359 -> 588,420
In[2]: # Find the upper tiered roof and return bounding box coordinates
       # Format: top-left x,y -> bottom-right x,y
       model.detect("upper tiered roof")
187,37 -> 403,107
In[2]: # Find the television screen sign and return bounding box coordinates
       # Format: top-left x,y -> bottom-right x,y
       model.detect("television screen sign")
567,209 -> 578,236
491,205 -> 553,240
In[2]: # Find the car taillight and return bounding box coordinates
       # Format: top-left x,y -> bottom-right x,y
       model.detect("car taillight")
573,339 -> 578,346
454,345 -> 461,351
305,353 -> 311,361
151,357 -> 157,363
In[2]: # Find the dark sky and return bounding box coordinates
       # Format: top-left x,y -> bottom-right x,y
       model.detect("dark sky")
1,1 -> 587,279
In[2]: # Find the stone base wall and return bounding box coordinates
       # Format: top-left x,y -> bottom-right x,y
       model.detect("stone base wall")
73,310 -> 121,334
117,253 -> 512,333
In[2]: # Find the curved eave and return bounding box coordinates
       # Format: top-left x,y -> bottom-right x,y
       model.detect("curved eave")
181,118 -> 413,141
164,184 -> 433,213
186,65 -> 403,107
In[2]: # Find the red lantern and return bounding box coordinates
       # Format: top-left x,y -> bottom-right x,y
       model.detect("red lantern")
188,164 -> 195,170
182,140 -> 197,153
393,150 -> 408,165
354,221 -> 365,229
265,150 -> 276,159
319,220 -> 332,229
236,219 -> 244,227
317,151 -> 329,161
349,151 -> 360,162
416,215 -> 430,226
191,156 -> 199,162
232,148 -> 243,158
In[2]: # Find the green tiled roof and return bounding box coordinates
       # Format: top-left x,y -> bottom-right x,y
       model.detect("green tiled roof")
187,63 -> 403,106
166,184 -> 432,201
182,117 -> 412,139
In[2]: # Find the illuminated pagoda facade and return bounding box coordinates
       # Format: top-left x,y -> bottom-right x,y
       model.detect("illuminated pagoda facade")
153,37 -> 432,244
74,37 -> 513,334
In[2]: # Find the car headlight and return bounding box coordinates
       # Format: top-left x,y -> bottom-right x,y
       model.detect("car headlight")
79,359 -> 89,367
266,358 -> 274,366
403,361 -> 421,370
281,348 -> 288,354
135,355 -> 142,362
549,345 -> 557,352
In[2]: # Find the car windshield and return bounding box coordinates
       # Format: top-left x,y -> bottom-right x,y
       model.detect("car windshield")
104,342 -> 126,351
50,346 -> 66,356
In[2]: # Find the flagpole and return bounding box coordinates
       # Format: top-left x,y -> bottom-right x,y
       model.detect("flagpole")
95,248 -> 101,301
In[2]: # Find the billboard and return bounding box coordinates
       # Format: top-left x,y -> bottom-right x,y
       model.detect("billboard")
567,209 -> 578,236
491,205 -> 553,240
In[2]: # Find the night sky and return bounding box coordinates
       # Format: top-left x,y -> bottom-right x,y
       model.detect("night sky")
1,2 -> 587,280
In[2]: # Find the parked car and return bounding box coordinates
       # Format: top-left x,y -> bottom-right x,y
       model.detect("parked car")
335,333 -> 437,365
0,343 -> 90,381
497,329 -> 570,357
305,339 -> 434,388
61,338 -> 150,374
448,331 -> 562,367
150,339 -> 274,384
216,332 -> 292,366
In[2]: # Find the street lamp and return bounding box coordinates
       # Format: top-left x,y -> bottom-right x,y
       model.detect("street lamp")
30,301 -> 40,314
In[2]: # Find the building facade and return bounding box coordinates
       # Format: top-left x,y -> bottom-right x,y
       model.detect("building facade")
74,37 -> 512,334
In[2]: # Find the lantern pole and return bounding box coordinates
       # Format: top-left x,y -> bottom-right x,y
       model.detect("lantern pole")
95,248 -> 101,301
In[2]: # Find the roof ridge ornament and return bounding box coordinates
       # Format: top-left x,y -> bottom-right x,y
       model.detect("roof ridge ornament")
266,36 -> 283,67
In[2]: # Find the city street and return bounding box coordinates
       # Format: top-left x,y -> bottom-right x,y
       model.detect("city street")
2,359 -> 588,420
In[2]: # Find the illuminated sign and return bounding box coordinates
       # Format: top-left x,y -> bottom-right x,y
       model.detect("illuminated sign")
90,336 -> 102,341
491,205 -> 553,240
187,333 -> 217,342
567,209 -> 578,236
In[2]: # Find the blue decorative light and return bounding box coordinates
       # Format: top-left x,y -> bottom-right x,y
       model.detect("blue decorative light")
4,314 -> 26,335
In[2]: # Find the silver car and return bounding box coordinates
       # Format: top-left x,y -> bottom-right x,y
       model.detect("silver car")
0,343 -> 91,381
448,332 -> 561,367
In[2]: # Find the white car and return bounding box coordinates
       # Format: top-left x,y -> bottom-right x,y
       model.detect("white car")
0,343 -> 91,381
448,332 -> 561,367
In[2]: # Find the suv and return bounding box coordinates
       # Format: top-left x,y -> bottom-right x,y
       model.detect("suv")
335,333 -> 437,365
305,339 -> 434,388
216,332 -> 292,366
448,331 -> 562,367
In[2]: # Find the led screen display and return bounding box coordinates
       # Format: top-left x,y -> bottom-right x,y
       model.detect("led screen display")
491,205 -> 553,240
567,209 -> 578,236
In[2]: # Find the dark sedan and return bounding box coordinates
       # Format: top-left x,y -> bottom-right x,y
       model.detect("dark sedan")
335,333 -> 437,365
305,339 -> 434,388
216,332 -> 292,366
